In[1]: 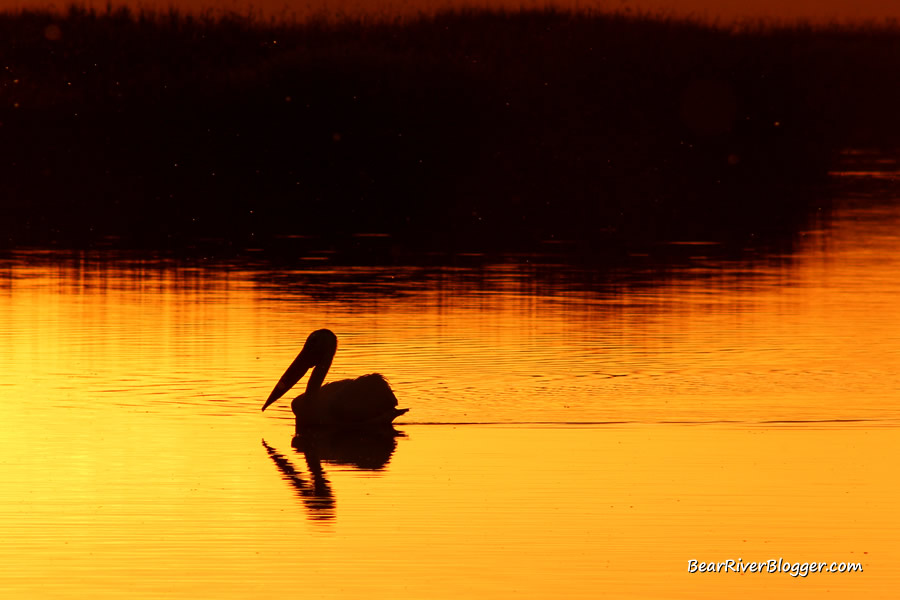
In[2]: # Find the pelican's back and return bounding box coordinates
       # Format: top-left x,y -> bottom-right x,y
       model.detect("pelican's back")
321,373 -> 405,424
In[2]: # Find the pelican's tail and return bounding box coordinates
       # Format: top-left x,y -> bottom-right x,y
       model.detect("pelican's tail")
374,407 -> 408,425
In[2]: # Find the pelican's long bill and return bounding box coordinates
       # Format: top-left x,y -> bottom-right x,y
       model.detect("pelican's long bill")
262,348 -> 314,411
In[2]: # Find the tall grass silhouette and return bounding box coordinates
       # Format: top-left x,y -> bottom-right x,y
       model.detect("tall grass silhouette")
2,5 -> 898,249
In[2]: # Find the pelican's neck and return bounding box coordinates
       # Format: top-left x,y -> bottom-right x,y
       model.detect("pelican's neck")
305,357 -> 333,396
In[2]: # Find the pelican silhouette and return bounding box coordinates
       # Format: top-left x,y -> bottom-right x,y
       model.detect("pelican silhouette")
261,329 -> 408,429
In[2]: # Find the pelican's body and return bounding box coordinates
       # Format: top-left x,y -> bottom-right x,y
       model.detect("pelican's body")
291,372 -> 404,427
262,329 -> 408,429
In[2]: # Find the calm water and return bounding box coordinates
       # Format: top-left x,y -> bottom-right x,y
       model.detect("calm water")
2,168 -> 899,597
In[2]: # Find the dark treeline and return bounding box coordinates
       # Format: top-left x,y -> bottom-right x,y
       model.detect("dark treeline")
1,6 -> 898,251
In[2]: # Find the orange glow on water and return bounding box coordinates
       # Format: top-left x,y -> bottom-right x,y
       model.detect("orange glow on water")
0,420 -> 897,598
2,188 -> 900,597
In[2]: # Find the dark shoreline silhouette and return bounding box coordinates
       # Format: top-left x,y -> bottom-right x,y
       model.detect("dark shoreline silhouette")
2,6 -> 898,251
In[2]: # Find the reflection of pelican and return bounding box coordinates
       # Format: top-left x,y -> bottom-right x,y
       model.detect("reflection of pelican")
262,329 -> 408,430
262,429 -> 402,520
261,439 -> 335,520
292,427 -> 402,471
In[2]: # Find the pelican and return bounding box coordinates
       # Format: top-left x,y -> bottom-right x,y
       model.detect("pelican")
262,329 -> 408,429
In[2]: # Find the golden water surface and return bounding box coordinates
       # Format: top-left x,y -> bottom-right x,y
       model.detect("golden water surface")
1,178 -> 899,598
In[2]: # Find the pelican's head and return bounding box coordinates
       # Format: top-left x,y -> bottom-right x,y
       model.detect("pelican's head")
261,329 -> 338,411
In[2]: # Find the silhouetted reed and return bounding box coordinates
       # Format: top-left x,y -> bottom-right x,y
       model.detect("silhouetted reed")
1,5 -> 898,250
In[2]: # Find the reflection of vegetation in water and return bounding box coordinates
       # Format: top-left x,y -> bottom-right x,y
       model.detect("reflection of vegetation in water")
2,6 -> 898,248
